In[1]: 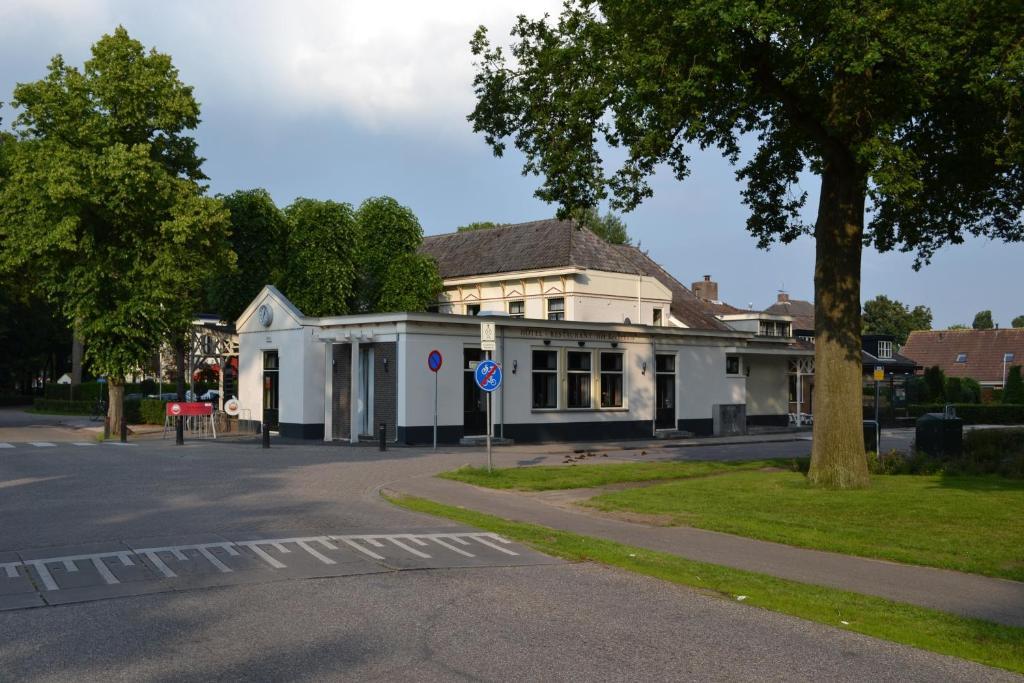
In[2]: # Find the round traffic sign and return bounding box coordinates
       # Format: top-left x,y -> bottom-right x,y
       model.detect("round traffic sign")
474,359 -> 502,392
428,349 -> 443,372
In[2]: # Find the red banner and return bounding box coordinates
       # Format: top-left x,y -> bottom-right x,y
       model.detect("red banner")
166,402 -> 213,417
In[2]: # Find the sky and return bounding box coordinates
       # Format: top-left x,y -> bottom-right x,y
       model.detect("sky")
1,0 -> 1020,329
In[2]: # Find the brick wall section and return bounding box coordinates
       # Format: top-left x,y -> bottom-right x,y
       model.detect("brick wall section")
373,342 -> 398,441
332,344 -> 351,440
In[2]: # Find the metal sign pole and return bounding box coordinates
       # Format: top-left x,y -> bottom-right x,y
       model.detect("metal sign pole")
433,370 -> 438,451
486,352 -> 492,472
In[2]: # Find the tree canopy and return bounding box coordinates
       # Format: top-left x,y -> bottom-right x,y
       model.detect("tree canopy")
569,207 -> 630,244
862,295 -> 932,346
0,27 -> 233,431
468,1 -> 1024,488
281,198 -> 359,317
1013,315 -> 1024,329
972,310 -> 995,330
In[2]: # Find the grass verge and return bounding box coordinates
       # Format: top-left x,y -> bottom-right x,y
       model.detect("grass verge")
387,493 -> 1024,674
439,458 -> 797,491
584,470 -> 1024,581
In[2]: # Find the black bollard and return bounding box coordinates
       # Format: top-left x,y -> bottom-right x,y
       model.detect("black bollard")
262,423 -> 270,449
120,417 -> 128,443
378,422 -> 387,451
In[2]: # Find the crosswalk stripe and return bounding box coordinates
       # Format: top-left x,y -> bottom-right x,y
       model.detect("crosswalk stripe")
72,442 -> 97,447
29,442 -> 56,448
0,443 -> 13,448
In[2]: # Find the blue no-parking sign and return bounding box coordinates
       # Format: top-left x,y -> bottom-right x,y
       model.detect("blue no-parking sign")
427,349 -> 443,372
474,359 -> 502,393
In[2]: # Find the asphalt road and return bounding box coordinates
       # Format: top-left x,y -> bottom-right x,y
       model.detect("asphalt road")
0,434 -> 1015,681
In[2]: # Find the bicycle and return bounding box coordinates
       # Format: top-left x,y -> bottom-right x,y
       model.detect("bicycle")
90,399 -> 107,422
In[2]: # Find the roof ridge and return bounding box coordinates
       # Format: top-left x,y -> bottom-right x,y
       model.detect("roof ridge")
423,217 -> 565,240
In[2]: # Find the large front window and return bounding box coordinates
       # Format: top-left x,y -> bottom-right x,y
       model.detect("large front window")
532,350 -> 558,409
600,352 -> 624,407
567,351 -> 592,408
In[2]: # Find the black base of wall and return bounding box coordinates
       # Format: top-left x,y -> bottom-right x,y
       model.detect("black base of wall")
678,419 -> 713,437
279,422 -> 325,440
503,420 -> 652,443
398,425 -> 466,445
746,414 -> 788,428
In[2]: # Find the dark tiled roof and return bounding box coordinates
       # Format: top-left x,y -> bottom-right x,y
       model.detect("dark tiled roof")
765,298 -> 815,331
613,246 -> 732,331
702,300 -> 747,316
420,219 -> 643,279
900,329 -> 1024,383
861,350 -> 918,371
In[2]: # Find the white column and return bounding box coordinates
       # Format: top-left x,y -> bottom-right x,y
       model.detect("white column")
350,340 -> 360,444
323,343 -> 333,442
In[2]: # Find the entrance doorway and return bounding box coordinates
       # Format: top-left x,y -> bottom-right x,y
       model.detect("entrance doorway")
263,350 -> 279,430
358,346 -> 374,437
655,354 -> 676,430
463,348 -> 486,436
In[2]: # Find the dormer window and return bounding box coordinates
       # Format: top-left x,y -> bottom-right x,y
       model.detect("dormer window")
1005,352 -> 1016,363
955,353 -> 967,363
878,340 -> 893,359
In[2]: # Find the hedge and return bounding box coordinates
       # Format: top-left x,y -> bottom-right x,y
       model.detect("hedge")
0,395 -> 34,407
43,380 -> 213,402
961,428 -> 1024,478
140,399 -> 168,425
33,398 -> 142,423
908,403 -> 1024,424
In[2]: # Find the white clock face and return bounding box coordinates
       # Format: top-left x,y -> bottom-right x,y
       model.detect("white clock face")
258,304 -> 273,327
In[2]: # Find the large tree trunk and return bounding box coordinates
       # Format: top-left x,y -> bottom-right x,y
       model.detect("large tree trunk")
108,378 -> 124,440
808,155 -> 871,489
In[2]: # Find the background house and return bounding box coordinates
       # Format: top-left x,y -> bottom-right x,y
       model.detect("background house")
901,329 -> 1024,390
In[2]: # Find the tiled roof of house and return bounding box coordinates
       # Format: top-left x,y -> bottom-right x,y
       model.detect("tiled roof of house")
420,219 -> 643,279
613,246 -> 732,331
418,219 -> 729,331
900,329 -> 1024,383
765,298 -> 815,331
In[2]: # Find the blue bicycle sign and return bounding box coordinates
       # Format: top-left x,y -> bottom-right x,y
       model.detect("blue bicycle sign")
474,359 -> 502,392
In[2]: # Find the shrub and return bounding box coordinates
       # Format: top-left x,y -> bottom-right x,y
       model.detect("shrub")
908,403 -> 1024,424
140,399 -> 168,425
960,428 -> 1024,478
923,365 -> 946,402
961,377 -> 982,404
33,398 -> 94,415
1004,366 -> 1024,404
944,377 -> 965,403
866,449 -> 944,475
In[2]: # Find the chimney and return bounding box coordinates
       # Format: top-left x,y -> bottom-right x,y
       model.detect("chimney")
692,274 -> 719,302
777,292 -> 790,303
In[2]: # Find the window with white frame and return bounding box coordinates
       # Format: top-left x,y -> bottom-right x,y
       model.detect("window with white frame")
878,340 -> 893,359
600,352 -> 624,407
507,300 -> 525,318
567,350 -> 592,408
653,309 -> 663,326
532,350 -> 558,409
547,297 -> 565,321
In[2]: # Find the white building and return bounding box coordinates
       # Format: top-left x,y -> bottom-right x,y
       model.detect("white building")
235,220 -> 808,443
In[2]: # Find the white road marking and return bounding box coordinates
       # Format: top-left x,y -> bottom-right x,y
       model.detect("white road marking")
425,536 -> 476,558
91,557 -> 120,585
196,546 -> 232,573
72,442 -> 97,447
142,551 -> 178,578
107,442 -> 137,447
236,542 -> 287,569
29,442 -> 56,448
62,559 -> 78,572
296,540 -> 336,565
336,538 -> 385,561
271,543 -> 291,554
26,561 -> 59,591
385,536 -> 431,559
467,534 -> 520,556
0,443 -> 13,448
1,562 -> 21,578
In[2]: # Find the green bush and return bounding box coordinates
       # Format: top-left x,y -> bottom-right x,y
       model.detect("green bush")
909,403 -> 1024,424
33,398 -> 95,415
866,449 -> 944,475
923,365 -> 946,402
140,399 -> 168,425
1005,366 -> 1024,404
0,395 -> 33,407
959,428 -> 1024,478
961,377 -> 982,404
944,377 -> 965,403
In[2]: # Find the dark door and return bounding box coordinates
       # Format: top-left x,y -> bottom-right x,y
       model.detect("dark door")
263,350 -> 279,429
655,354 -> 675,430
463,348 -> 486,436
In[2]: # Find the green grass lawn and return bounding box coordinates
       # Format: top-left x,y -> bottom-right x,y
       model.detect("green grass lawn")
585,470 -> 1024,581
388,494 -> 1024,674
440,459 -> 796,490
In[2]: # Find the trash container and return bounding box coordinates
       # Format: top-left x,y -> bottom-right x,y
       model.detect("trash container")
915,413 -> 963,458
863,421 -> 879,452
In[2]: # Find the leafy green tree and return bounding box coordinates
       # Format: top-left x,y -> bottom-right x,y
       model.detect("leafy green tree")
468,2 -> 1024,488
570,206 -> 630,244
280,198 -> 358,317
208,189 -> 288,322
1004,366 -> 1024,404
923,366 -> 946,404
457,221 -> 501,232
353,196 -> 442,313
948,324 -> 969,330
961,378 -> 982,405
972,310 -> 995,330
1013,315 -> 1024,329
0,27 -> 233,434
862,295 -> 932,346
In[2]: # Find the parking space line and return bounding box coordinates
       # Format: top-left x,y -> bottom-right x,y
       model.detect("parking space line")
91,557 -> 121,585
295,540 -> 335,565
425,536 -> 476,558
235,542 -> 287,569
335,538 -> 386,561
467,534 -> 520,556
1,562 -> 21,578
196,546 -> 233,573
25,561 -> 59,591
142,551 -> 178,578
62,559 -> 78,572
383,536 -> 431,559
0,443 -> 13,448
